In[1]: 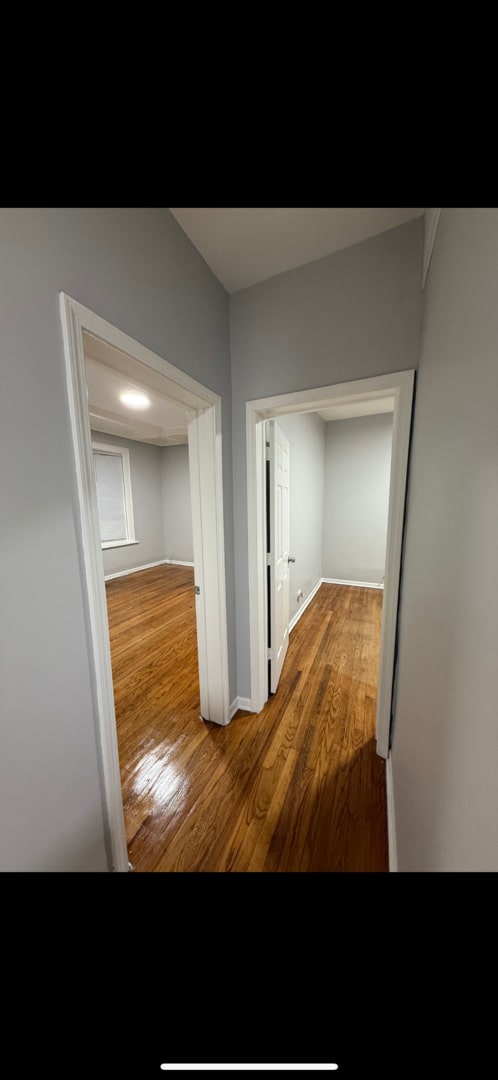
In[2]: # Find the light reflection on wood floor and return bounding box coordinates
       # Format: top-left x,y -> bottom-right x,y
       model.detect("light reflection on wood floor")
106,565 -> 387,872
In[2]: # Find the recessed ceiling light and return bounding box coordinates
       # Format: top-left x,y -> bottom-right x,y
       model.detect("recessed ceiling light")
120,391 -> 150,410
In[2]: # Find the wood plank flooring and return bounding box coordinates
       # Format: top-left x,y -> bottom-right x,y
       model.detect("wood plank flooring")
105,565 -> 388,872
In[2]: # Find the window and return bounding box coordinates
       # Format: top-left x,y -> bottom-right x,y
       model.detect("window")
92,443 -> 137,549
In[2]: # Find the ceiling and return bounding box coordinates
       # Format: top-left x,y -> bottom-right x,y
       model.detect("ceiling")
169,207 -> 426,293
83,332 -> 190,445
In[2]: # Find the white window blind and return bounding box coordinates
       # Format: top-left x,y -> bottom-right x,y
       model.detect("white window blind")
94,451 -> 128,542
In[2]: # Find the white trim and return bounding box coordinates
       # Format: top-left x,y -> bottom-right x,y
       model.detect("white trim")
105,559 -> 195,581
386,754 -> 398,872
246,370 -> 415,759
102,540 -> 139,550
59,297 -> 128,874
163,558 -> 195,567
237,697 -> 253,712
60,293 -> 230,873
321,578 -> 384,590
229,697 -> 254,719
289,578 -> 322,633
376,372 -> 414,757
104,559 -> 168,581
188,402 -> 230,726
247,408 -> 269,714
250,373 -> 409,418
422,208 -> 442,287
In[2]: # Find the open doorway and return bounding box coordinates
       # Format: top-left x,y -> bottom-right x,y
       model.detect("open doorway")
247,371 -> 415,759
60,295 -> 230,872
265,406 -> 394,698
84,330 -> 203,871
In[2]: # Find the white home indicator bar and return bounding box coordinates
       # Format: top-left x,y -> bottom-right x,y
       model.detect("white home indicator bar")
160,1067 -> 339,1072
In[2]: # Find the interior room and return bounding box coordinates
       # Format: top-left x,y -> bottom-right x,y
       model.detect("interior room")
274,400 -> 394,629
2,207 -> 496,875
84,334 -> 202,866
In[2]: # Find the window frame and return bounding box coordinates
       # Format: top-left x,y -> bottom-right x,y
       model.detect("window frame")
92,441 -> 137,549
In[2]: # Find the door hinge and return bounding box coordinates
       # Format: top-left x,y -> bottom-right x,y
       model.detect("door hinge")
266,553 -> 272,566
267,647 -> 272,660
194,585 -> 200,595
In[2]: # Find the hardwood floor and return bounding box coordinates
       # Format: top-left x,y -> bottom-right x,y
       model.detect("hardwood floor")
106,565 -> 388,872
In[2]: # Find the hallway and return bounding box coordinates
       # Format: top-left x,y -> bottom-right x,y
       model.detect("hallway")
106,566 -> 387,872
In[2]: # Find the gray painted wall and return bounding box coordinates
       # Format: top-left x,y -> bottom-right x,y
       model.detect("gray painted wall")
230,219 -> 423,697
0,207 -> 234,872
276,412 -> 325,624
392,209 -> 498,871
322,413 -> 393,583
161,444 -> 194,563
91,431 -> 164,576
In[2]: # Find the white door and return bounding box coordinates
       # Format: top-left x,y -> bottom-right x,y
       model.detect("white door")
268,420 -> 291,693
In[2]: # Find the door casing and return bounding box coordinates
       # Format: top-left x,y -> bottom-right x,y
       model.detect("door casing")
267,419 -> 291,693
246,370 -> 415,759
60,294 -> 230,872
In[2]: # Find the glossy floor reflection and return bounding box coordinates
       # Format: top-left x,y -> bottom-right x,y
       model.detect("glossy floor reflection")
106,565 -> 388,872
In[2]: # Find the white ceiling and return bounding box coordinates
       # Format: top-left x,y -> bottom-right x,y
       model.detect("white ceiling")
318,395 -> 395,422
83,332 -> 190,445
169,207 -> 426,293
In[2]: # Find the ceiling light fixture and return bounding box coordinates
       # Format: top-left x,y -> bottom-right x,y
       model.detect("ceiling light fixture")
120,391 -> 151,410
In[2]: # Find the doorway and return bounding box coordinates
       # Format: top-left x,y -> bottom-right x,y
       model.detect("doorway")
60,294 -> 230,872
247,370 -> 415,759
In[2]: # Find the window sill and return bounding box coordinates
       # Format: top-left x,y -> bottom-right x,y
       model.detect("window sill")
101,539 -> 139,550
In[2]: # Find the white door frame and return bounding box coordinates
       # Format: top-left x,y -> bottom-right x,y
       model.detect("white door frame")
60,294 -> 230,873
267,419 -> 291,694
246,370 -> 415,759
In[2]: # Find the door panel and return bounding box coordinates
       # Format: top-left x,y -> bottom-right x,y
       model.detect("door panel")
268,420 -> 291,693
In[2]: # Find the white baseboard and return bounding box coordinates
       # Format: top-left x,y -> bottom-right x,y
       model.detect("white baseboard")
229,697 -> 253,720
237,697 -> 252,712
386,754 -> 397,872
105,558 -> 194,581
163,558 -> 195,567
289,578 -> 323,633
104,559 -> 168,581
321,577 -> 384,589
